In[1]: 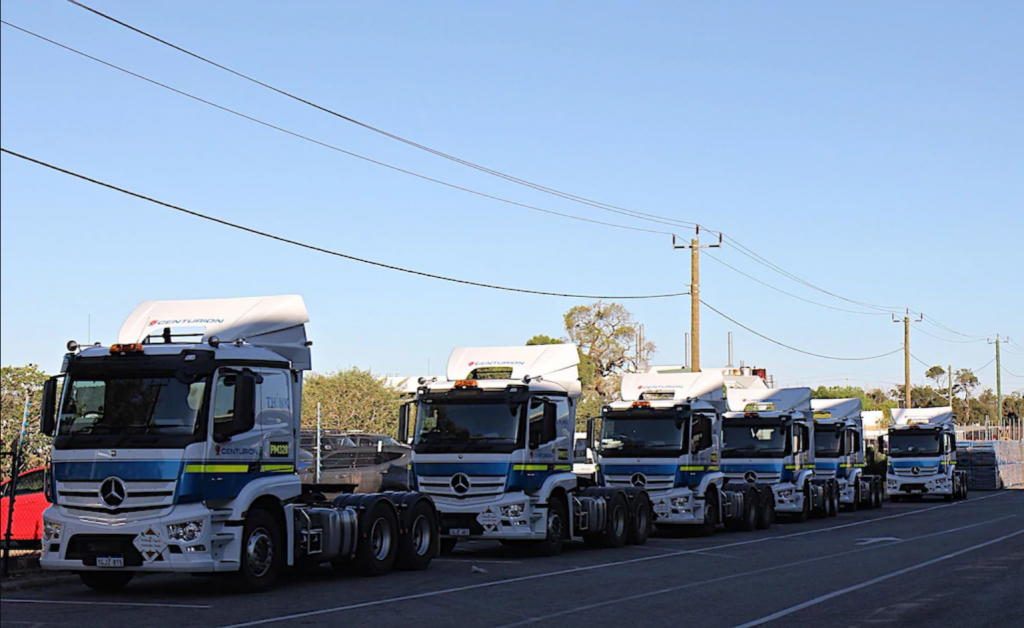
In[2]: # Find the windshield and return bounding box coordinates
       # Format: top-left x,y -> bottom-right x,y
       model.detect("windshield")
55,374 -> 208,449
414,400 -> 524,454
815,427 -> 843,458
600,410 -> 689,458
722,420 -> 789,458
888,431 -> 941,457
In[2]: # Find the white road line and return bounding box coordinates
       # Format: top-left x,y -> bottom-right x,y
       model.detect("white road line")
218,491 -> 1014,628
434,559 -> 523,565
495,515 -> 1017,627
1,599 -> 211,609
732,528 -> 1024,628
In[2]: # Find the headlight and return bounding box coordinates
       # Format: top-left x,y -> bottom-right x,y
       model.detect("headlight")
501,504 -> 526,519
43,521 -> 62,543
168,520 -> 205,542
671,497 -> 689,508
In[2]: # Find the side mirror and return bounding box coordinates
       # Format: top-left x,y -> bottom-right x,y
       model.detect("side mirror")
231,372 -> 258,437
543,403 -> 558,443
877,436 -> 887,453
398,403 -> 411,444
41,378 -> 59,437
586,418 -> 596,451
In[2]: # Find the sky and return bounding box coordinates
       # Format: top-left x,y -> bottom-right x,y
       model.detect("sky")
2,1 -> 1022,397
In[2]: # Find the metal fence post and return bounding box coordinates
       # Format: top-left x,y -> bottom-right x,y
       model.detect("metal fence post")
2,394 -> 31,577
316,403 -> 323,485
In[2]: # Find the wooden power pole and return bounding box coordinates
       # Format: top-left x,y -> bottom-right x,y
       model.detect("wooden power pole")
893,309 -> 923,409
674,227 -> 721,373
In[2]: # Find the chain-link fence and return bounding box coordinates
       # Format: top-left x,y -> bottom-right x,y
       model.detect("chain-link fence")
2,446 -> 46,576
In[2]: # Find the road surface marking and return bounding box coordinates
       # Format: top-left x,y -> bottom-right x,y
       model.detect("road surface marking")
732,528 -> 1024,628
855,537 -> 902,546
1,599 -> 211,609
218,492 -> 1015,628
495,515 -> 1017,627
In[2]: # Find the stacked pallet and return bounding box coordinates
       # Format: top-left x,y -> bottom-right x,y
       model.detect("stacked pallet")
958,441 -> 1024,491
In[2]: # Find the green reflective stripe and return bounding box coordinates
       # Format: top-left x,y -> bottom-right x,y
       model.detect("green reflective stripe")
513,464 -> 572,472
185,464 -> 250,474
261,465 -> 295,473
680,465 -> 721,472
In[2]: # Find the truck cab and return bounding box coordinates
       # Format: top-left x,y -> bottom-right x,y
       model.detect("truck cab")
39,296 -> 438,592
406,345 -> 650,556
811,399 -> 884,510
597,372 -> 727,533
886,407 -> 968,502
721,388 -> 837,521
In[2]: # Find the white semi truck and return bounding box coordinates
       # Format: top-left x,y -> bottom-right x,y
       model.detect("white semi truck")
401,345 -> 652,556
721,388 -> 839,521
594,372 -> 776,536
811,399 -> 884,510
885,407 -> 969,502
38,296 -> 439,592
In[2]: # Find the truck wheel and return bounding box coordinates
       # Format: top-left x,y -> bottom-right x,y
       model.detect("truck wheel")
873,480 -> 884,509
627,492 -> 653,546
229,509 -> 283,593
739,487 -> 760,532
440,538 -> 458,555
538,496 -> 569,557
397,499 -> 438,571
847,481 -> 861,512
827,482 -> 839,518
756,490 -> 775,530
79,571 -> 134,592
698,490 -> 719,537
354,500 -> 399,577
586,492 -> 629,549
794,484 -> 811,523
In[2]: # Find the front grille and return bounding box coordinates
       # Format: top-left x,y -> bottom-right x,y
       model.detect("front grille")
418,476 -> 507,499
65,534 -> 154,567
724,472 -> 782,484
894,467 -> 938,478
57,479 -> 177,519
605,475 -> 675,491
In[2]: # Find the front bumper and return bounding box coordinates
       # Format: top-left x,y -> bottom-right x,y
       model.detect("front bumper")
771,484 -> 804,514
40,504 -> 240,574
648,488 -> 705,526
886,474 -> 953,497
433,492 -> 547,541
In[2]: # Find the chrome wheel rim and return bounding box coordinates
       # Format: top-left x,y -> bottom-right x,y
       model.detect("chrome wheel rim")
371,518 -> 393,562
612,506 -> 627,538
411,514 -> 432,557
548,508 -> 564,541
246,528 -> 274,579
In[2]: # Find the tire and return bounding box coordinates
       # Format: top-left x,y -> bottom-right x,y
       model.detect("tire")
698,490 -> 720,537
586,492 -> 629,549
848,481 -> 861,512
756,489 -> 775,530
228,509 -> 283,593
828,482 -> 839,518
538,496 -> 568,557
79,571 -> 134,592
739,488 -> 760,532
397,499 -> 438,571
626,492 -> 653,546
440,538 -> 458,555
354,500 -> 399,577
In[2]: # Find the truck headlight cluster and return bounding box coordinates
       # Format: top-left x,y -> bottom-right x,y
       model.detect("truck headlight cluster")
887,479 -> 898,488
670,497 -> 690,509
167,520 -> 204,542
42,521 -> 62,543
501,504 -> 526,519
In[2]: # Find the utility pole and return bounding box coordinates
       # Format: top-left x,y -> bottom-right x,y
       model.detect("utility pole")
893,309 -> 923,409
989,336 -> 1009,435
673,227 -> 722,373
948,365 -> 953,404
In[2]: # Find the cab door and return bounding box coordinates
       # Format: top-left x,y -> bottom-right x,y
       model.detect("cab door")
202,369 -> 263,501
255,369 -> 295,476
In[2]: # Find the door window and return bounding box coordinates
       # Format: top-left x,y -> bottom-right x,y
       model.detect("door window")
15,470 -> 45,496
212,373 -> 238,442
259,371 -> 292,428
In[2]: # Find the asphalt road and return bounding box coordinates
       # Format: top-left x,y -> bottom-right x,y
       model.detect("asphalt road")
3,491 -> 1022,628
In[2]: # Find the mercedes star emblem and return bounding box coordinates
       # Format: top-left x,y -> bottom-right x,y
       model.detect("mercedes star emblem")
99,477 -> 128,509
451,473 -> 471,495
911,466 -> 920,476
630,473 -> 648,488
744,471 -> 758,484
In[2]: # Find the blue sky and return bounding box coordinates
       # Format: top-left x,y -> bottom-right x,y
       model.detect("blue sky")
2,1 -> 1022,396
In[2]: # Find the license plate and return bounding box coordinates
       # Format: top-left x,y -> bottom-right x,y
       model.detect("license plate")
448,528 -> 471,538
97,556 -> 125,569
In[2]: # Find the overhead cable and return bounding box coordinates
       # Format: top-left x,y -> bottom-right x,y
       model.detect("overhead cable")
698,299 -> 904,362
0,148 -> 689,301
0,20 -> 678,239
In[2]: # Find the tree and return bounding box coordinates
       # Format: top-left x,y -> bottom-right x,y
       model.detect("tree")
2,365 -> 51,480
301,368 -> 404,437
954,368 -> 981,425
564,302 -> 655,395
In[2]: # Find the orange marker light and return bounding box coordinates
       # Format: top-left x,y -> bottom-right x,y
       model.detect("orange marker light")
110,343 -> 145,355
454,380 -> 479,388
632,401 -> 652,409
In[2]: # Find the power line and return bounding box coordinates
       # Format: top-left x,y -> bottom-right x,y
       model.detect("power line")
64,1 -> 702,234
41,5 -> 1019,340
914,325 -> 987,344
1003,366 -> 1023,379
921,315 -> 992,341
701,250 -> 891,316
974,358 -> 996,373
698,299 -> 904,362
0,148 -> 690,301
0,20 -> 680,240
910,353 -> 934,369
